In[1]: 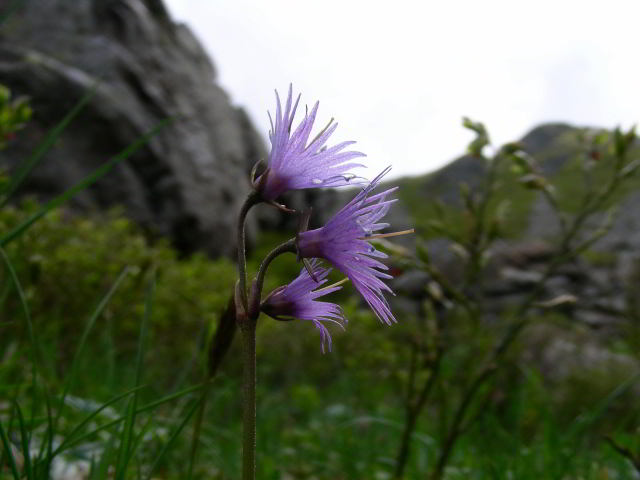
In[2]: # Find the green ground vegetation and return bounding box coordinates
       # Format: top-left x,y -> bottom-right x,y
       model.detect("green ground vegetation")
1,203 -> 639,479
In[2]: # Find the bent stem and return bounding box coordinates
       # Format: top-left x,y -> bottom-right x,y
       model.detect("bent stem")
239,238 -> 295,479
251,238 -> 296,316
237,192 -> 260,309
235,190 -> 260,479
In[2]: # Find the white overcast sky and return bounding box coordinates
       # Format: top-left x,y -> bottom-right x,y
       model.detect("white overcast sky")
164,0 -> 640,179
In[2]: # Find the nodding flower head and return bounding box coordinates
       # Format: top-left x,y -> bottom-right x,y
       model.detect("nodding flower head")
254,85 -> 366,201
261,261 -> 346,352
296,167 -> 410,325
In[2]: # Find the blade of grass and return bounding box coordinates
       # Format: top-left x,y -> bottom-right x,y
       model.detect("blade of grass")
0,278 -> 13,309
0,419 -> 21,480
50,384 -> 147,458
13,402 -> 33,479
55,382 -> 207,456
0,246 -> 38,376
187,296 -> 236,479
554,372 -> 640,477
38,388 -> 54,472
0,118 -> 171,247
104,304 -> 116,391
146,399 -> 202,479
130,414 -> 158,465
115,270 -> 155,480
114,399 -> 136,479
565,372 -> 640,440
186,383 -> 210,480
91,430 -> 118,480
0,246 -> 45,446
53,266 -> 131,431
132,382 -> 209,418
87,455 -> 96,480
0,84 -> 98,206
122,412 -> 160,480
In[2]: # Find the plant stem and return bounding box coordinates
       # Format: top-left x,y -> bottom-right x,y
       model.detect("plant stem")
235,190 -> 260,479
394,340 -> 443,479
250,239 -> 296,317
427,149 -> 627,478
394,408 -> 418,479
237,192 -> 260,309
240,318 -> 257,480
238,238 -> 296,479
430,366 -> 496,480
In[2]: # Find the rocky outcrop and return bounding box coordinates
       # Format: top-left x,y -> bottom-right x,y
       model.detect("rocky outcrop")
0,0 -> 266,256
389,123 -> 640,336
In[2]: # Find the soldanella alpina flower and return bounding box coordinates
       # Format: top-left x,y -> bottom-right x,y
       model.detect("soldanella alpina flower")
254,85 -> 366,201
261,261 -> 346,352
233,85 -> 412,480
296,167 -> 412,325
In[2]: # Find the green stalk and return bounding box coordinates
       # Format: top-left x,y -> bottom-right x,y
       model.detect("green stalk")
235,194 -> 294,479
236,192 -> 260,309
240,320 -> 257,480
241,237 -> 296,480
235,191 -> 260,479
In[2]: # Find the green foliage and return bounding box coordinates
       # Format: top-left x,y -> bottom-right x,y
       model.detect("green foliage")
0,84 -> 31,152
388,122 -> 640,478
396,155 -> 537,241
0,83 -> 97,210
0,204 -> 236,390
397,125 -> 640,245
462,117 -> 490,157
2,115 -> 640,478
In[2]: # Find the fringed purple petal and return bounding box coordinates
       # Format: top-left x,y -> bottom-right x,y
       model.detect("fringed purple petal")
261,260 -> 346,352
257,85 -> 366,200
297,167 -> 399,324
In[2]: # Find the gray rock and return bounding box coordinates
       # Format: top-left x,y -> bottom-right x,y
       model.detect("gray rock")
0,0 -> 266,256
518,123 -> 576,175
522,324 -> 640,389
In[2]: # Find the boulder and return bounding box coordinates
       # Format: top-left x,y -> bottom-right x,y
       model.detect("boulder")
0,0 -> 266,256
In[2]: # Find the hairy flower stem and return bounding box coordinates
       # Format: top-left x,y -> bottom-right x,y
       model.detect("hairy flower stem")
239,239 -> 295,480
250,239 -> 296,317
240,317 -> 257,480
235,191 -> 261,479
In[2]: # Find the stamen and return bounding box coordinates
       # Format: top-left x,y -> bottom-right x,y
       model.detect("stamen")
268,200 -> 296,213
359,229 -> 415,240
288,93 -> 301,133
314,277 -> 350,293
302,258 -> 318,282
320,173 -> 368,186
306,117 -> 334,150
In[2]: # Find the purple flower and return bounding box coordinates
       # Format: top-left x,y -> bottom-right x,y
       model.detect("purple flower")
255,85 -> 366,201
261,261 -> 346,352
296,167 -> 401,325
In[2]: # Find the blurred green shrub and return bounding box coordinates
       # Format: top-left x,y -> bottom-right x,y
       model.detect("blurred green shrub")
0,202 -> 237,389
0,84 -> 31,151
